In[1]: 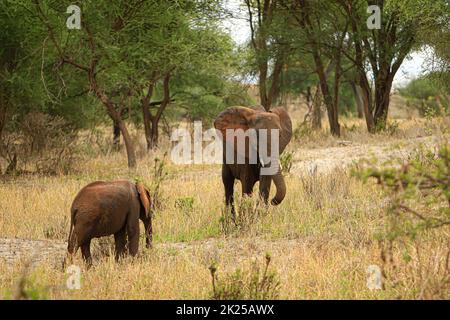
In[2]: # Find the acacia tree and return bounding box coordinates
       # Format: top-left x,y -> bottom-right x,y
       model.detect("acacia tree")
244,0 -> 290,111
340,0 -> 448,131
281,0 -> 350,136
141,72 -> 172,150
134,4 -> 236,150
31,0 -> 157,168
0,1 -> 48,147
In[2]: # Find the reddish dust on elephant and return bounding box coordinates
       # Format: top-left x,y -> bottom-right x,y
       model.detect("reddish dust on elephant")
67,180 -> 152,266
214,106 -> 292,217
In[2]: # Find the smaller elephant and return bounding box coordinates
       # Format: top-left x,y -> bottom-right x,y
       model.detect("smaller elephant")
67,180 -> 152,266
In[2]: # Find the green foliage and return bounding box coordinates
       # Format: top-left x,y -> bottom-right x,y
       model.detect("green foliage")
293,123 -> 313,140
5,270 -> 49,300
355,144 -> 449,239
280,151 -> 294,174
209,253 -> 280,300
375,119 -> 400,136
399,74 -> 449,116
354,144 -> 450,297
175,197 -> 195,216
136,156 -> 169,215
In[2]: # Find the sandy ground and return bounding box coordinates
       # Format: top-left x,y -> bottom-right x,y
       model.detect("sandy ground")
0,237 -> 314,270
291,136 -> 441,175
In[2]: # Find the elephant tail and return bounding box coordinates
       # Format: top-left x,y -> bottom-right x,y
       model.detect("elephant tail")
67,209 -> 78,254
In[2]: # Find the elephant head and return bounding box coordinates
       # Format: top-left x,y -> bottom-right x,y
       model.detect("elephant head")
214,106 -> 292,205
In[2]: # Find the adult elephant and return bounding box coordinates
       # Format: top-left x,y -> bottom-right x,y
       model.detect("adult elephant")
67,180 -> 152,266
214,106 -> 292,215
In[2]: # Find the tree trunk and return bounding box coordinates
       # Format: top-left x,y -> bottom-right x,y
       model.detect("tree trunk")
141,73 -> 171,150
266,51 -> 285,108
149,118 -> 159,149
360,78 -> 375,133
374,72 -> 394,129
142,106 -> 152,151
351,82 -> 364,118
312,50 -> 340,136
0,109 -> 5,147
259,60 -> 269,110
113,121 -> 120,150
333,55 -> 342,123
93,82 -> 136,168
117,119 -> 136,168
142,85 -> 153,151
312,86 -> 322,129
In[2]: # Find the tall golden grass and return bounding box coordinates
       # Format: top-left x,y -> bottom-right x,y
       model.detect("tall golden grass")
0,116 -> 448,299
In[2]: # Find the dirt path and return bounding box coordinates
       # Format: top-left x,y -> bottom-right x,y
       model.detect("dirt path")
0,237 -> 310,269
291,136 -> 440,175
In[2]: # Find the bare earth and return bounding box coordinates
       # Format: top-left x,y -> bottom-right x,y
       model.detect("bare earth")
291,136 -> 440,174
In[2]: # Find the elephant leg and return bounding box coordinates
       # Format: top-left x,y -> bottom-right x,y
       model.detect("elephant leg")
81,240 -> 92,268
241,179 -> 255,197
126,217 -> 139,257
222,165 -> 235,218
259,175 -> 272,204
114,227 -> 127,260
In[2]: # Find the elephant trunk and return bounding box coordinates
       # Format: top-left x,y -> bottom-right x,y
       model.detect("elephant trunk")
271,167 -> 286,205
143,217 -> 153,249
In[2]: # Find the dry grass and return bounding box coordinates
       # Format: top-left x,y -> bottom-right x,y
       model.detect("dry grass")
0,115 -> 448,299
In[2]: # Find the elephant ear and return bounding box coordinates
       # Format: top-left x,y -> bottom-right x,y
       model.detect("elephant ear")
270,107 -> 292,154
136,182 -> 151,218
214,107 -> 258,160
214,106 -> 256,140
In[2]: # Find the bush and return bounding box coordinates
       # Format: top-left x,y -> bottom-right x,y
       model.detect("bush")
136,156 -> 168,216
280,151 -> 294,174
399,76 -> 449,116
0,112 -> 79,175
355,144 -> 450,298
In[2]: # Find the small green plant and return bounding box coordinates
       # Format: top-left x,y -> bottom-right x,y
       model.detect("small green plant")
293,123 -> 313,140
209,253 -> 280,300
136,155 -> 168,215
375,119 -> 399,136
280,151 -> 294,174
175,196 -> 195,216
7,262 -> 49,300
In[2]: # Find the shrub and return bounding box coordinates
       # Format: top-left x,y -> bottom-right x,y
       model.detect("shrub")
0,112 -> 79,175
280,151 -> 294,174
135,156 -> 168,216
355,144 -> 450,298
